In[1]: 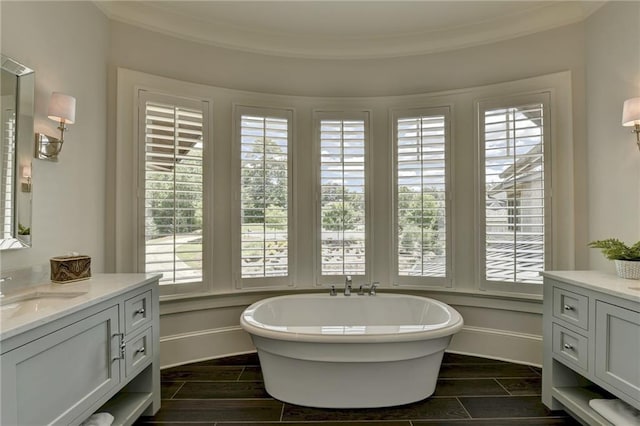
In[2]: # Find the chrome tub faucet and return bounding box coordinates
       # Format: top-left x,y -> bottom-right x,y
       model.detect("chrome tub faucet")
344,276 -> 352,296
369,282 -> 379,296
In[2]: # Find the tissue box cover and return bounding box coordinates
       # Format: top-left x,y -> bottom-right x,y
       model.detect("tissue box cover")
50,255 -> 91,283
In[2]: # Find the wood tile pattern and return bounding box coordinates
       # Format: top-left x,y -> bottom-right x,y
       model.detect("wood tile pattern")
135,352 -> 579,425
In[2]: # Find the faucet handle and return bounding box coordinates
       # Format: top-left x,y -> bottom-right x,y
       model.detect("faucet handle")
357,284 -> 365,296
329,285 -> 337,296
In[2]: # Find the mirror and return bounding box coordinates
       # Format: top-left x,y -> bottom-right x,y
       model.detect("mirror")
1,54 -> 34,250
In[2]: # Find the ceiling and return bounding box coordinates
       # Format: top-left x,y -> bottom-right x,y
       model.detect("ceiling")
95,1 -> 604,59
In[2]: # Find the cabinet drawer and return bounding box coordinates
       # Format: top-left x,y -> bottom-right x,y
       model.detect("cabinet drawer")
125,327 -> 153,378
553,287 -> 589,330
595,301 -> 640,404
125,290 -> 151,334
552,323 -> 588,371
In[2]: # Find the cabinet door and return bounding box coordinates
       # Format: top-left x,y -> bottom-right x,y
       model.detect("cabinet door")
0,306 -> 121,425
595,301 -> 640,406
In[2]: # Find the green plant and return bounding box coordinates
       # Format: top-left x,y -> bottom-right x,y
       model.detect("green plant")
18,223 -> 30,235
588,238 -> 640,261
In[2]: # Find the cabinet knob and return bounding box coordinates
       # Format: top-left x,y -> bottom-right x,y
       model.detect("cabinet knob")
563,304 -> 574,311
135,308 -> 145,316
563,343 -> 574,350
135,347 -> 145,355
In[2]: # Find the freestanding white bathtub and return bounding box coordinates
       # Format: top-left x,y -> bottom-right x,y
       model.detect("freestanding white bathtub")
240,292 -> 463,408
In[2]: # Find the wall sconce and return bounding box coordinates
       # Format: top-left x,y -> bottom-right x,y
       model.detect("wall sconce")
622,97 -> 640,151
21,164 -> 32,193
35,92 -> 76,161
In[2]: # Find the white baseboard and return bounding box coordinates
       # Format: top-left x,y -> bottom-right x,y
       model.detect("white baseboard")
160,325 -> 542,369
448,326 -> 543,367
160,326 -> 255,369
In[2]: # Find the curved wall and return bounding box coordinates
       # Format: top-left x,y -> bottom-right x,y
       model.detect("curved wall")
108,20 -> 587,98
107,17 -> 590,368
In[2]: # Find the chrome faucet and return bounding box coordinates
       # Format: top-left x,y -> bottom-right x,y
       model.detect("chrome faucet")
344,276 -> 352,296
369,282 -> 379,296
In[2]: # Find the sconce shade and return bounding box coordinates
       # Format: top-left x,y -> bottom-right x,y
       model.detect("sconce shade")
622,97 -> 640,126
22,164 -> 31,179
47,92 -> 76,124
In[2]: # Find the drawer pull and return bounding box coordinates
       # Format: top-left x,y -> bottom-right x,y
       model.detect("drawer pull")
563,304 -> 574,311
112,333 -> 125,361
135,308 -> 145,316
135,347 -> 145,355
563,343 -> 574,350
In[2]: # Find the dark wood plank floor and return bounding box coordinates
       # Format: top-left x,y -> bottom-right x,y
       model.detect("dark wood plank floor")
135,352 -> 579,425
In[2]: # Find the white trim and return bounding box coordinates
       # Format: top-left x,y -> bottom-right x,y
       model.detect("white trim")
115,68 -> 575,300
312,110 -> 373,287
97,2 -> 604,60
391,106 -> 453,289
135,89 -> 212,296
158,323 -> 542,369
232,104 -> 296,290
159,326 -> 254,369
448,326 -> 543,367
475,91 -> 553,295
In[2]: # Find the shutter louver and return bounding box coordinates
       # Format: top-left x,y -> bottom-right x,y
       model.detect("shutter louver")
483,103 -> 545,284
143,101 -> 204,285
396,115 -> 447,277
240,115 -> 289,278
320,119 -> 366,276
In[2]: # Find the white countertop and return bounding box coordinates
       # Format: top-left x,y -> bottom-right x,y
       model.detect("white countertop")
0,273 -> 160,341
542,270 -> 640,303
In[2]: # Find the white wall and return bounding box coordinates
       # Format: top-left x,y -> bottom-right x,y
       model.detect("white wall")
0,2 -> 109,272
107,18 -> 590,272
107,16 -> 591,367
586,1 -> 640,272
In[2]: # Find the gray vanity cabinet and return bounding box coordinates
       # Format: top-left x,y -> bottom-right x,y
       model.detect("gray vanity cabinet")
0,276 -> 159,426
594,301 -> 640,400
1,306 -> 120,425
542,271 -> 640,426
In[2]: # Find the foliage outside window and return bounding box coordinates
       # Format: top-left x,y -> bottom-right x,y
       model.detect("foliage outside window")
239,112 -> 290,280
140,91 -> 206,286
317,114 -> 368,278
395,111 -> 449,282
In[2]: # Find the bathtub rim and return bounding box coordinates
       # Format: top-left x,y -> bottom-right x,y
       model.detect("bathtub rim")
240,293 -> 464,343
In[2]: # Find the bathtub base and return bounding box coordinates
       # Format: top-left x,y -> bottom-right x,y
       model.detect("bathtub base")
255,336 -> 450,408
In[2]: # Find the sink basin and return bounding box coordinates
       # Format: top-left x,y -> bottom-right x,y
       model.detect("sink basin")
0,291 -> 87,317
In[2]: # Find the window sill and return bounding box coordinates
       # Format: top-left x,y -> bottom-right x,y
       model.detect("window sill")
159,285 -> 543,315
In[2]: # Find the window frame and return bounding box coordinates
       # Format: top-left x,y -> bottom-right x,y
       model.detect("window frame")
476,92 -> 552,295
391,106 -> 453,288
136,89 -> 212,296
232,104 -> 295,290
313,110 -> 372,287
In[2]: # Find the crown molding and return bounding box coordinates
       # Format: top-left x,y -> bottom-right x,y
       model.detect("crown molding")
94,1 -> 605,60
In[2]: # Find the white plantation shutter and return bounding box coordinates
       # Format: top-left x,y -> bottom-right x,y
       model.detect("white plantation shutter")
395,110 -> 449,281
239,113 -> 290,279
480,97 -> 549,287
317,114 -> 368,277
139,92 -> 207,286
